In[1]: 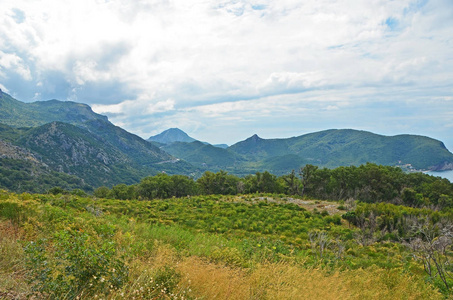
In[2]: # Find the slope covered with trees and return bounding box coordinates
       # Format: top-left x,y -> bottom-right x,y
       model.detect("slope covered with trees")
158,128 -> 453,175
0,91 -> 199,191
229,129 -> 453,172
0,89 -> 108,128
0,122 -> 197,191
161,141 -> 244,170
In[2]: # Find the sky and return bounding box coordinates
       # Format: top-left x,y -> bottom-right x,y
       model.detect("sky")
1,0 -> 452,150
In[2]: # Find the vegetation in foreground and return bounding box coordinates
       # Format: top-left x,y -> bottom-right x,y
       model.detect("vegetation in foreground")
1,189 -> 452,299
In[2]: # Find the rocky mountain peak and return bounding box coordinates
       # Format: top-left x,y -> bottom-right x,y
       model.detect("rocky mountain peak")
148,128 -> 197,144
249,134 -> 262,142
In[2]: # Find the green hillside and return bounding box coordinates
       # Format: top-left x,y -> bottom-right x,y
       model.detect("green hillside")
0,92 -> 200,191
16,122 -> 136,186
0,90 -> 108,128
159,128 -> 453,175
0,137 -> 89,193
228,129 -> 453,173
0,122 -> 196,189
0,89 -> 179,169
229,134 -> 292,159
162,141 -> 244,169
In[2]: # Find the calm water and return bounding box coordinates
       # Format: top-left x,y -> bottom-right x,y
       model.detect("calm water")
425,170 -> 453,182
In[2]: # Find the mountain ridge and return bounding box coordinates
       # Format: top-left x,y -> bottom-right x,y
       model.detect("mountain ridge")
160,128 -> 453,174
0,91 -> 200,191
0,89 -> 108,128
1,90 -> 453,193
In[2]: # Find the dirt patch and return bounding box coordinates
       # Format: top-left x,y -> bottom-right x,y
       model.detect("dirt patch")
236,196 -> 345,215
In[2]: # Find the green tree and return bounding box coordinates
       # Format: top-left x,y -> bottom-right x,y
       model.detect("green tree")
197,170 -> 239,195
280,170 -> 301,195
137,174 -> 171,199
257,171 -> 282,193
299,164 -> 319,197
170,174 -> 197,197
402,187 -> 423,207
94,186 -> 110,198
111,184 -> 136,200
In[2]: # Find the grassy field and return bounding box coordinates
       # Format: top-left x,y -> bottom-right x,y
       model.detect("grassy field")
0,190 -> 445,299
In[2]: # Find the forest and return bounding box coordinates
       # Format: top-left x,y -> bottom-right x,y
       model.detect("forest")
1,163 -> 453,299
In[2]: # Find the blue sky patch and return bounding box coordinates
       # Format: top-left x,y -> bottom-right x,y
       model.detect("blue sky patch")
385,17 -> 399,31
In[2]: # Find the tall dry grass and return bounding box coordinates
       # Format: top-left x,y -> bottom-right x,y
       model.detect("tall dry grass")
176,257 -> 442,300
176,258 -> 442,300
107,243 -> 442,300
0,221 -> 31,298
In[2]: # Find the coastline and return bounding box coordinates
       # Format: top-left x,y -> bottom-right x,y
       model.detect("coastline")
425,170 -> 453,182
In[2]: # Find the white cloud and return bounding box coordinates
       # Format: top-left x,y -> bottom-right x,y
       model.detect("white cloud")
3,0 -> 450,98
326,105 -> 339,111
258,72 -> 327,95
146,99 -> 175,114
92,102 -> 125,115
0,83 -> 9,92
92,97 -> 175,116
0,51 -> 31,80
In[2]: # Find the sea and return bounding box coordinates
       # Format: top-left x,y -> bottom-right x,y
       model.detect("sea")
425,170 -> 453,183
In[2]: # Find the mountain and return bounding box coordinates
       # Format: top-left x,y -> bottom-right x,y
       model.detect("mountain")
16,121 -> 136,186
148,128 -> 197,144
229,134 -> 290,159
0,89 -> 108,128
0,120 -> 197,190
0,136 -> 90,193
148,128 -> 229,148
145,128 -> 453,175
229,129 -> 453,173
213,143 -> 229,149
2,88 -> 452,192
0,91 -> 199,191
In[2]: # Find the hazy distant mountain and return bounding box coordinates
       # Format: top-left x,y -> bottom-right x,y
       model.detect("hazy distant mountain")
148,128 -> 228,148
148,128 -> 197,144
212,143 -> 229,149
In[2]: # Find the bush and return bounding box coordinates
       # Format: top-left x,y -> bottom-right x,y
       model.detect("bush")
154,265 -> 181,294
47,187 -> 68,195
94,186 -> 110,198
24,229 -> 128,299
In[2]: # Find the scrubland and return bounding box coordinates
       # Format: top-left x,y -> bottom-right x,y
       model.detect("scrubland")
0,191 -> 448,299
